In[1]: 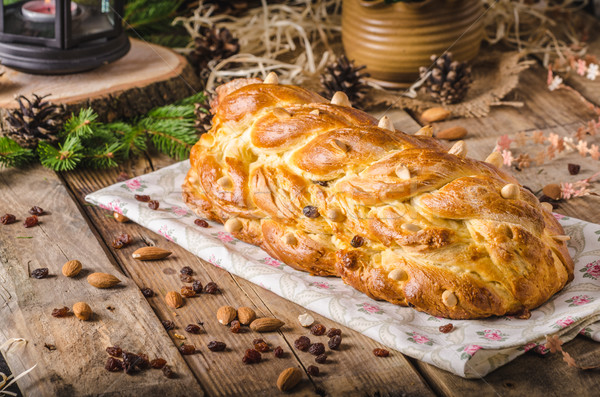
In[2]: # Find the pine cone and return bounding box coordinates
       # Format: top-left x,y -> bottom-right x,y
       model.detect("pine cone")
320,55 -> 370,105
419,53 -> 471,104
5,94 -> 64,149
188,26 -> 240,77
194,93 -> 214,134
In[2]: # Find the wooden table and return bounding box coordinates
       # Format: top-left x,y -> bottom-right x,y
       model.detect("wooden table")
2,50 -> 600,397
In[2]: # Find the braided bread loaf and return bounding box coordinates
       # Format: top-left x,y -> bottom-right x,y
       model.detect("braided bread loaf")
183,74 -> 574,319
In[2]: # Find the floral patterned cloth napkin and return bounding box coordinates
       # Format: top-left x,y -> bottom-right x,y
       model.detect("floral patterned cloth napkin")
86,160 -> 600,378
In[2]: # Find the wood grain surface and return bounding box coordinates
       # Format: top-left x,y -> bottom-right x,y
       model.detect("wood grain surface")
2,37 -> 600,397
0,166 -> 203,396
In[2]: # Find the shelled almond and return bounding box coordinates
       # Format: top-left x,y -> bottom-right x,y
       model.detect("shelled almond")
87,273 -> 121,288
217,306 -> 237,325
62,260 -> 82,277
132,247 -> 172,260
250,317 -> 285,332
165,291 -> 184,309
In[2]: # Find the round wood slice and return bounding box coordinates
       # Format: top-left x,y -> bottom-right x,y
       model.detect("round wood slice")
0,38 -> 202,123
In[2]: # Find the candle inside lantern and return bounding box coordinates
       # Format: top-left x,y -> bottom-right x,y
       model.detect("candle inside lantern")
22,0 -> 79,23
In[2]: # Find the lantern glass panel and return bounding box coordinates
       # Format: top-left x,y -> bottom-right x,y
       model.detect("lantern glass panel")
70,0 -> 117,44
3,0 -> 57,39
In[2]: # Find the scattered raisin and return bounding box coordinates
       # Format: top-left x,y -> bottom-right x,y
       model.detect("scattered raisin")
51,306 -> 70,318
23,215 -> 38,228
116,172 -> 129,182
302,205 -> 320,218
185,324 -> 202,334
307,365 -> 320,376
150,358 -> 167,369
350,235 -> 364,248
29,206 -> 44,215
148,200 -> 160,210
328,335 -> 341,350
274,346 -> 284,358
310,323 -> 326,336
327,328 -> 341,338
181,286 -> 196,298
294,336 -> 311,351
230,320 -> 241,334
204,282 -> 220,294
252,338 -> 265,345
180,266 -> 193,276
31,267 -> 49,279
439,324 -> 454,334
106,346 -> 123,358
105,357 -> 124,372
180,273 -> 194,283
192,280 -> 203,294
179,344 -> 196,355
568,163 -> 581,175
141,288 -> 155,298
207,341 -> 226,352
112,233 -> 132,249
313,180 -> 329,187
308,343 -> 325,356
1,214 -> 17,225
162,365 -> 176,378
373,348 -> 390,357
315,354 -> 327,364
194,219 -> 209,228
254,341 -> 270,352
122,352 -> 143,374
162,320 -> 175,331
137,353 -> 150,369
242,348 -> 261,364
134,194 -> 151,202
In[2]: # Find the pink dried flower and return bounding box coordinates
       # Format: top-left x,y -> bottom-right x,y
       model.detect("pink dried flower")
501,150 -> 514,166
496,135 -> 512,151
576,140 -> 589,156
532,131 -> 546,144
589,144 -> 600,160
548,133 -> 565,153
576,59 -> 587,76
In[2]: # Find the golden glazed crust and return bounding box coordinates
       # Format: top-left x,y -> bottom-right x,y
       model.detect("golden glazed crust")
183,78 -> 574,319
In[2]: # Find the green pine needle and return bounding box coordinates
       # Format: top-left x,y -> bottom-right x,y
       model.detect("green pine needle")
84,142 -> 121,169
0,137 -> 34,167
62,108 -> 99,139
38,136 -> 84,171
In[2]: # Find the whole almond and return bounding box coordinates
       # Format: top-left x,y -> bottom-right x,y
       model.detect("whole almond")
542,183 -> 562,200
421,107 -> 451,123
87,272 -> 121,288
216,306 -> 237,325
113,212 -> 130,223
62,260 -> 82,277
249,317 -> 285,332
131,247 -> 172,261
73,302 -> 92,321
165,291 -> 184,309
237,307 -> 256,325
277,367 -> 303,392
436,126 -> 467,140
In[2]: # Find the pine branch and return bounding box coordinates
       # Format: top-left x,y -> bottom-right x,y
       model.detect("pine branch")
107,122 -> 147,158
38,135 -> 84,171
61,108 -> 99,139
0,137 -> 34,168
123,0 -> 186,32
141,118 -> 198,160
83,142 -> 121,169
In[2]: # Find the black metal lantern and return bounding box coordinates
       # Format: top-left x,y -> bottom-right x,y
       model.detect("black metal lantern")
0,0 -> 130,74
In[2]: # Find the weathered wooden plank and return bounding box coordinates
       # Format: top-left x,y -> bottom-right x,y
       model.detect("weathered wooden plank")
0,165 -> 203,396
60,154 -> 436,397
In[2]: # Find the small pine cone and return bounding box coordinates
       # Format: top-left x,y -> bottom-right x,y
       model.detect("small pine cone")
5,94 -> 65,149
195,91 -> 217,134
320,54 -> 370,105
188,26 -> 240,77
419,52 -> 471,104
